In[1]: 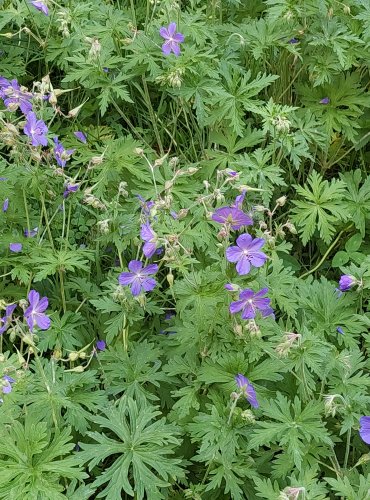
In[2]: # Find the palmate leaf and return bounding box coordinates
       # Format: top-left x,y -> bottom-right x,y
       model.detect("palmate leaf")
79,396 -> 184,500
249,393 -> 332,470
291,170 -> 347,244
0,413 -> 87,499
341,169 -> 370,237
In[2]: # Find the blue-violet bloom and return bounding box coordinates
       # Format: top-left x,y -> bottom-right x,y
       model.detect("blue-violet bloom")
230,287 -> 274,320
24,227 -> 38,237
338,274 -> 356,292
359,416 -> 370,444
2,198 -> 9,212
159,22 -> 184,56
118,260 -> 158,296
0,304 -> 17,334
140,222 -> 159,258
96,339 -> 106,351
24,112 -> 48,146
226,234 -> 267,275
235,374 -> 259,408
74,131 -> 87,143
53,137 -> 75,168
319,97 -> 330,105
1,78 -> 33,114
337,326 -> 344,335
63,183 -> 79,199
2,375 -> 15,394
24,289 -> 51,331
212,207 -> 253,230
31,1 -> 49,15
9,243 -> 22,253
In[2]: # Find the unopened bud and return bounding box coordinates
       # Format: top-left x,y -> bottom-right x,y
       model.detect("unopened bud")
187,167 -> 198,175
343,5 -> 351,14
49,92 -> 58,106
154,156 -> 166,167
134,147 -> 144,156
79,351 -> 87,359
169,157 -> 179,167
0,354 -> 5,363
177,208 -> 188,219
234,324 -> 243,336
67,365 -> 85,372
167,272 -> 174,287
68,351 -> 79,362
276,196 -> 287,207
2,33 -> 14,38
53,348 -> 62,360
241,410 -> 256,424
91,156 -> 104,165
164,180 -> 173,191
22,334 -> 35,346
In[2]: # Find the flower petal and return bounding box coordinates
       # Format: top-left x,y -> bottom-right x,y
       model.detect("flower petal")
142,263 -> 159,275
159,27 -> 169,39
171,42 -> 181,56
229,300 -> 245,315
35,296 -> 48,313
131,279 -> 142,296
162,41 -> 172,55
143,241 -> 157,258
241,304 -> 255,320
235,256 -> 251,275
118,272 -> 135,286
141,277 -> 157,292
128,260 -> 143,273
235,233 -> 253,249
226,246 -> 243,263
167,22 -> 177,37
173,32 -> 184,43
35,313 -> 51,330
28,290 -> 40,308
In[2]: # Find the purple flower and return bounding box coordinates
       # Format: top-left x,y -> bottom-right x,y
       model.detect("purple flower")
233,190 -> 246,210
2,375 -> 15,394
137,195 -> 154,217
2,198 -> 9,212
230,288 -> 274,320
74,131 -> 87,143
96,339 -> 106,351
24,112 -> 48,147
159,22 -> 184,56
212,207 -> 253,230
9,243 -> 22,253
140,222 -> 159,258
319,97 -> 330,105
118,260 -> 158,296
63,183 -> 79,198
0,304 -> 17,334
1,79 -> 33,114
224,283 -> 239,292
226,234 -> 267,275
53,137 -> 75,167
103,67 -> 109,73
289,38 -> 299,44
24,290 -> 51,331
31,1 -> 49,15
359,416 -> 370,444
337,326 -> 344,335
235,374 -> 259,408
339,274 -> 356,292
24,227 -> 38,237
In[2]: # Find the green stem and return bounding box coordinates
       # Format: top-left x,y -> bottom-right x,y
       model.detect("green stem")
141,77 -> 164,155
59,270 -> 67,313
343,428 -> 351,470
39,191 -> 55,250
23,189 -> 31,237
300,229 -> 345,279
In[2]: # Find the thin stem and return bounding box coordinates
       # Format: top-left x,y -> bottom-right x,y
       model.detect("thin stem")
23,189 -> 31,237
141,77 -> 164,155
59,270 -> 67,313
300,229 -> 345,279
343,428 -> 351,470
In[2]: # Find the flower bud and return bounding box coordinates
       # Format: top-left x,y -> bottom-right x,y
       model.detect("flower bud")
68,351 -> 79,362
134,147 -> 144,156
164,180 -> 173,191
167,272 -> 174,287
276,196 -> 287,207
241,410 -> 256,424
79,351 -> 87,359
67,365 -> 85,372
177,209 -> 188,220
0,354 -> 5,363
91,156 -> 104,165
53,348 -> 62,360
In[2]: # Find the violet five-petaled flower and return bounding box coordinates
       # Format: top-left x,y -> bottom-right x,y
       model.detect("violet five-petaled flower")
319,97 -> 330,105
24,227 -> 38,238
159,22 -> 184,56
96,339 -> 106,351
212,207 -> 253,230
2,198 -> 8,212
140,222 -> 159,258
359,416 -> 370,444
54,137 -> 75,168
0,78 -> 33,114
74,131 -> 87,143
338,274 -> 356,292
63,183 -> 79,199
235,374 -> 259,408
118,260 -> 158,296
9,243 -> 22,253
226,234 -> 267,275
2,375 -> 15,394
0,304 -> 17,334
24,289 -> 51,332
31,1 -> 49,15
24,112 -> 48,146
230,287 -> 274,320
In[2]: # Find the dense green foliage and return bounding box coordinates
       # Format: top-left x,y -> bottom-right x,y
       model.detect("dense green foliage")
1,0 -> 370,498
